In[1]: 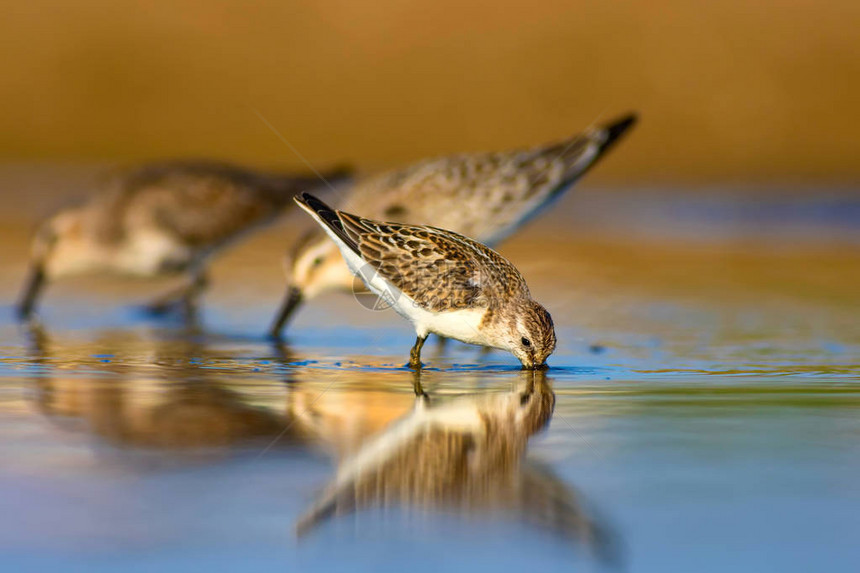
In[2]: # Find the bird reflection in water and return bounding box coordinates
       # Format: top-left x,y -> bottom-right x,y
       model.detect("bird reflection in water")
21,327 -> 620,564
296,370 -> 621,565
23,325 -> 294,456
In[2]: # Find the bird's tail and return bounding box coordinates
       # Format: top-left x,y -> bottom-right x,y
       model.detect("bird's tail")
480,113 -> 637,245
544,112 -> 637,186
293,192 -> 361,255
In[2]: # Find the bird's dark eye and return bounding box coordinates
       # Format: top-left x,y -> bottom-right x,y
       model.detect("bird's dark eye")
312,257 -> 324,267
521,337 -> 531,347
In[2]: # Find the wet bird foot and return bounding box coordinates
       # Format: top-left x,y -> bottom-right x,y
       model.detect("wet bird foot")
408,335 -> 427,370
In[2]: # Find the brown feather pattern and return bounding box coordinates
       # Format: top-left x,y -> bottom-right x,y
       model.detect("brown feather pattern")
335,210 -> 530,313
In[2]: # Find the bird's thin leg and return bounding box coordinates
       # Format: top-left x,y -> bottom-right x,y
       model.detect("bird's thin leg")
432,335 -> 449,357
179,269 -> 209,322
408,335 -> 427,370
145,281 -> 192,316
145,269 -> 209,317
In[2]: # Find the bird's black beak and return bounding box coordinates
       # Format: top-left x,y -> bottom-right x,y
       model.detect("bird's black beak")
17,264 -> 46,321
268,285 -> 303,339
521,352 -> 549,370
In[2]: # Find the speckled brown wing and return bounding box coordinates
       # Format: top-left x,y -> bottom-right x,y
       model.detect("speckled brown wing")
336,211 -> 530,313
345,114 -> 637,245
140,174 -> 279,249
149,165 -> 350,249
135,164 -> 299,249
85,162 -> 294,249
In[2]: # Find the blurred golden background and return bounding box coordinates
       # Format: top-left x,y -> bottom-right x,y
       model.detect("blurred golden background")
2,0 -> 859,184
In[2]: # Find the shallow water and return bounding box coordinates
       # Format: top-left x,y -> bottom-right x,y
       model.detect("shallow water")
1,177 -> 859,572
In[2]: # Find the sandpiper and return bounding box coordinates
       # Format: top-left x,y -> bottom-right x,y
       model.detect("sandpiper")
17,160 -> 350,320
294,193 -> 557,369
270,113 -> 636,337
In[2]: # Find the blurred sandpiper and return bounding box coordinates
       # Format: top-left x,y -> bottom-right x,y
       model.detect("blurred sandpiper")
294,193 -> 556,369
17,160 -> 350,320
270,113 -> 636,338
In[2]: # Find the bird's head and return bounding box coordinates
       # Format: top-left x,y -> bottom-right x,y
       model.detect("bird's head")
17,207 -> 99,319
289,233 -> 354,299
268,231 -> 355,337
505,299 -> 557,370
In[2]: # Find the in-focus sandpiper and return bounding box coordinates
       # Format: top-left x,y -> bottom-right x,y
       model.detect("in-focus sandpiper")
294,193 -> 557,369
17,160 -> 350,320
270,113 -> 636,337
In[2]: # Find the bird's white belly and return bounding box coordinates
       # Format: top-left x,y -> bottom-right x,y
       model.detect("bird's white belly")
404,304 -> 487,344
323,227 -> 489,345
115,230 -> 191,276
